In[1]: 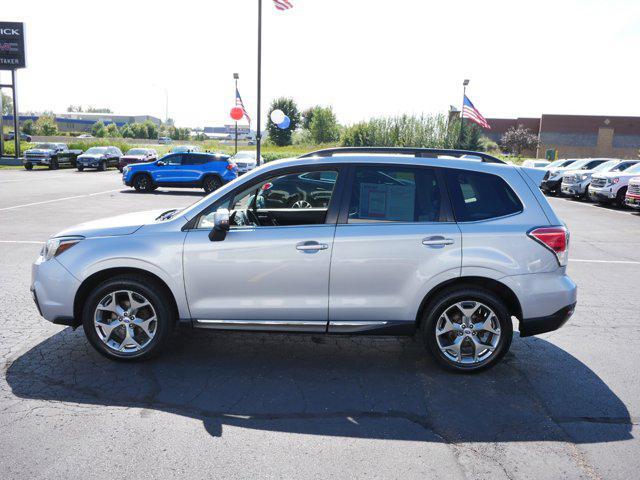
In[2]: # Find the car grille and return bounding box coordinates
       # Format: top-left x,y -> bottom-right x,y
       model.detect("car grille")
563,175 -> 577,184
629,183 -> 640,196
235,162 -> 248,168
590,178 -> 607,188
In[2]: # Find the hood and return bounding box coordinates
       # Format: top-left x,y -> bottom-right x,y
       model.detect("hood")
53,209 -> 169,239
593,171 -> 640,180
26,149 -> 54,155
121,155 -> 146,161
78,153 -> 105,159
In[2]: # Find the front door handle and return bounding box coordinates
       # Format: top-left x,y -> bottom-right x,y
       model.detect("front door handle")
296,241 -> 328,252
422,236 -> 455,247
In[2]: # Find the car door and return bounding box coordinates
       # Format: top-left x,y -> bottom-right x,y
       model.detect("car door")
182,165 -> 346,331
328,164 -> 462,333
182,154 -> 205,184
154,154 -> 183,184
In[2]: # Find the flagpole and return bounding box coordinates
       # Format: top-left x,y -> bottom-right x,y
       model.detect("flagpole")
256,0 -> 263,165
459,79 -> 469,148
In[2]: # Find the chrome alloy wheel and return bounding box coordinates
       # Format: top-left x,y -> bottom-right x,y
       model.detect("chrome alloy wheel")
435,301 -> 501,365
94,290 -> 157,353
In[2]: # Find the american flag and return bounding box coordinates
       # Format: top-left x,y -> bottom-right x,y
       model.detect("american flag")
462,95 -> 491,129
236,88 -> 251,125
273,0 -> 293,11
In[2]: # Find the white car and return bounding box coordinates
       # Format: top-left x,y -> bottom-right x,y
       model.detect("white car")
522,159 -> 550,169
230,151 -> 263,174
540,159 -> 609,195
625,177 -> 640,209
561,160 -> 639,200
590,162 -> 640,207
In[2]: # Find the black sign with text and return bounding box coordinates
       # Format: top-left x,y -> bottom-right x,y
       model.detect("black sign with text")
0,22 -> 26,70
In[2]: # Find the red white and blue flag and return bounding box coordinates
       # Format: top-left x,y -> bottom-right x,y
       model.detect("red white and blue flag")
273,0 -> 293,10
462,95 -> 491,129
236,88 -> 251,125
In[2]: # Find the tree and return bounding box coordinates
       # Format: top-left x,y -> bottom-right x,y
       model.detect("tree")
86,106 -> 113,113
105,123 -> 121,138
267,97 -> 300,146
308,106 -> 340,143
67,105 -> 83,112
144,120 -> 158,139
501,125 -> 539,156
130,123 -> 148,139
458,123 -> 483,151
21,119 -> 35,135
34,115 -> 59,136
301,107 -> 315,130
91,121 -> 107,138
1,92 -> 13,115
120,123 -> 134,138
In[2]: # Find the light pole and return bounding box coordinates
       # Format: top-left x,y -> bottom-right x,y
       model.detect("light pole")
459,79 -> 469,148
233,72 -> 239,154
256,0 -> 262,165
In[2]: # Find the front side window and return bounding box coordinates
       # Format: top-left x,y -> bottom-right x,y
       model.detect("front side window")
166,155 -> 182,166
347,166 -> 444,223
446,170 -> 522,222
197,169 -> 338,229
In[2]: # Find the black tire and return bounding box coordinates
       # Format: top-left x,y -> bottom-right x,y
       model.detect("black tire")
420,286 -> 513,373
49,159 -> 59,170
24,163 -> 33,171
615,187 -> 628,208
203,175 -> 223,193
117,167 -> 123,173
98,161 -> 107,172
81,275 -> 174,361
77,166 -> 84,172
133,173 -> 154,192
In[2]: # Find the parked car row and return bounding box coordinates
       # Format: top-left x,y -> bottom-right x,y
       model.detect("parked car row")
538,157 -> 640,210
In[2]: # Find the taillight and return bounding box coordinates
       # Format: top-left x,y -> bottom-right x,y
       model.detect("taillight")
226,163 -> 236,170
528,226 -> 569,266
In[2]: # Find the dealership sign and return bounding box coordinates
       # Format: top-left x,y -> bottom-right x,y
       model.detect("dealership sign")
0,22 -> 26,70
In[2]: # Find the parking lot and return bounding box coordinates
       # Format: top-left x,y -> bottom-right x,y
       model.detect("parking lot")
0,167 -> 638,479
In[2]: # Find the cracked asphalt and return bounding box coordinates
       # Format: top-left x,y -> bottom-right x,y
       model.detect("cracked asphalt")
0,168 -> 638,479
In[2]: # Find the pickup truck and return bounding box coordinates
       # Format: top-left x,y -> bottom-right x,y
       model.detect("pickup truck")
625,177 -> 640,210
23,143 -> 83,170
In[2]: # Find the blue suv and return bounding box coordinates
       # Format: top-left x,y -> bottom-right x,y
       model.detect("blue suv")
122,152 -> 237,193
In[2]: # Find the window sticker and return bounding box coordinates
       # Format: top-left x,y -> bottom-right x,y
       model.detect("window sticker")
359,183 -> 415,221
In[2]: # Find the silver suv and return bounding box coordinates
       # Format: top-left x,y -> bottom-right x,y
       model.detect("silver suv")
31,148 -> 577,372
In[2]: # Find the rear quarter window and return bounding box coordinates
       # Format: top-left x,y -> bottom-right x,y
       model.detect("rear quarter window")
446,169 -> 523,222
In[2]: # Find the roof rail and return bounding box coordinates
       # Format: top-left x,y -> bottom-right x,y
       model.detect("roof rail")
298,147 -> 506,164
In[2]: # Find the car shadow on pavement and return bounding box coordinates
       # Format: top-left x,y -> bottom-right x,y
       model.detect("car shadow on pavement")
5,328 -> 633,444
120,189 -> 205,197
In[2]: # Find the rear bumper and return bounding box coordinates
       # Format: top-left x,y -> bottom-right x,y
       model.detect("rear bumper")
519,303 -> 576,337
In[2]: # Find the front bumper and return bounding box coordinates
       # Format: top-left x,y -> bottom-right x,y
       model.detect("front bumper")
589,187 -> 615,202
24,157 -> 51,165
31,255 -> 80,324
540,178 -> 561,192
520,303 -> 576,337
625,194 -> 640,209
561,181 -> 588,196
77,159 -> 103,168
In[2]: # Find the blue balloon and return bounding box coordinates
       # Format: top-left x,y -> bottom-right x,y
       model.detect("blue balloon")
277,115 -> 291,129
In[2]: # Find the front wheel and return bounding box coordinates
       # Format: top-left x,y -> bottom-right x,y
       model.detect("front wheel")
98,161 -> 106,172
615,187 -> 628,208
24,163 -> 33,171
49,159 -> 59,170
133,174 -> 154,192
203,176 -> 222,193
421,287 -> 513,373
77,166 -> 84,172
82,275 -> 174,361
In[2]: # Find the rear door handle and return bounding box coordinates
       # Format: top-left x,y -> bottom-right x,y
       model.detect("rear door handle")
296,241 -> 328,252
422,236 -> 455,247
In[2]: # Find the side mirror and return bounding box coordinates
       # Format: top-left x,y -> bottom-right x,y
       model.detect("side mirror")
208,208 -> 230,242
157,160 -> 166,166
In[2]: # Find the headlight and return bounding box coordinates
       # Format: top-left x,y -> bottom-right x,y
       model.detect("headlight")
41,236 -> 84,261
612,177 -> 620,184
579,174 -> 589,181
123,166 -> 130,174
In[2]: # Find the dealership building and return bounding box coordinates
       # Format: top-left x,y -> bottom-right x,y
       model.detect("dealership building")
2,112 -> 162,133
482,114 -> 640,159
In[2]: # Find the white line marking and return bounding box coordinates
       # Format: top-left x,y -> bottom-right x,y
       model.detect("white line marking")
0,175 -> 68,183
0,240 -> 45,244
571,258 -> 640,265
0,189 -> 121,211
551,197 -> 637,217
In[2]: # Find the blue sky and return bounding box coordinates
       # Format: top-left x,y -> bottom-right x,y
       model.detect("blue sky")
2,0 -> 639,127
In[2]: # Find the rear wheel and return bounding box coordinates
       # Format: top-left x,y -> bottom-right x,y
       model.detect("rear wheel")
421,287 -> 513,373
24,163 -> 33,171
82,275 -> 174,361
77,166 -> 84,172
203,176 -> 222,193
133,174 -> 154,192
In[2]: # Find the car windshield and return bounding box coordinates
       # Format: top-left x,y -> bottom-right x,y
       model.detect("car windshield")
611,162 -> 638,172
625,163 -> 640,174
593,161 -> 618,172
127,149 -> 148,155
85,147 -> 108,154
234,152 -> 255,159
34,143 -> 56,149
547,159 -> 568,168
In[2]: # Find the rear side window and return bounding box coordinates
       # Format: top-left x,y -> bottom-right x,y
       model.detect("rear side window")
347,166 -> 445,223
446,170 -> 522,222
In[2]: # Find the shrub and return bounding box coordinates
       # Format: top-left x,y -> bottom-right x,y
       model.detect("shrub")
105,123 -> 121,138
267,97 -> 300,146
91,121 -> 106,138
501,126 -> 539,156
309,106 -> 340,144
34,115 -> 59,136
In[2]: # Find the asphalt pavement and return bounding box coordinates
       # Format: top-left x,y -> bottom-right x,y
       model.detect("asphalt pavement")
0,168 -> 638,479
